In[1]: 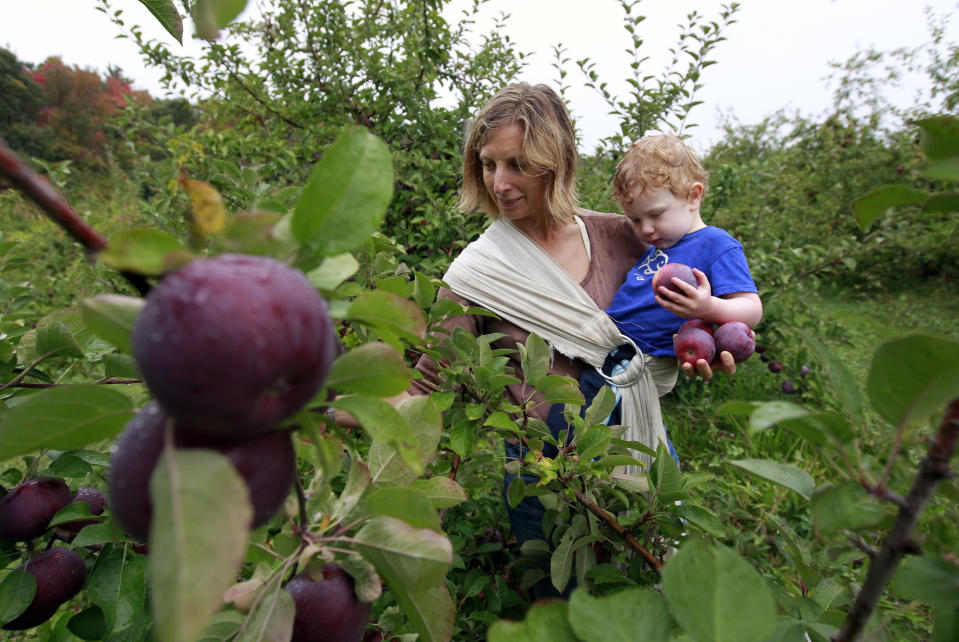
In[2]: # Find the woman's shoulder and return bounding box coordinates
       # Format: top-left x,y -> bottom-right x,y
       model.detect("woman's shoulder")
579,209 -> 640,246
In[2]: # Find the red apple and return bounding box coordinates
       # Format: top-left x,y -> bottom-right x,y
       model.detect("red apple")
108,402 -> 296,542
672,328 -> 716,366
0,478 -> 72,542
131,254 -> 336,440
652,263 -> 697,295
2,547 -> 86,630
678,318 -> 714,336
713,321 -> 755,363
285,563 -> 371,642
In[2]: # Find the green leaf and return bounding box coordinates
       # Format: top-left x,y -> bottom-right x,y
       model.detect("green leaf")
866,335 -> 959,429
88,544 -> 148,634
67,606 -> 108,639
918,116 -> 959,180
334,396 -> 421,475
800,330 -> 864,422
536,375 -> 585,405
520,333 -> 551,385
367,487 -> 441,531
812,482 -> 885,535
352,516 -> 452,593
649,444 -> 684,503
103,353 -> 140,380
892,556 -> 959,606
506,476 -> 526,509
0,385 -> 134,460
325,342 -> 411,396
330,456 -> 371,523
487,599 -> 578,642
234,585 -> 295,642
745,401 -> 811,434
137,0 -> 183,44
49,501 -> 101,527
347,290 -> 426,344
292,128 -> 393,256
411,476 -> 467,509
392,580 -> 455,642
663,539 -> 777,642
577,425 -> 612,461
80,295 -> 144,355
730,458 -> 815,499
851,185 -> 928,230
550,534 -> 575,593
306,253 -> 360,291
193,0 -> 247,39
584,385 -> 617,426
149,449 -> 252,642
98,228 -> 193,276
0,570 -> 36,626
36,322 -> 84,359
676,504 -> 726,538
922,191 -> 959,213
568,587 -> 672,642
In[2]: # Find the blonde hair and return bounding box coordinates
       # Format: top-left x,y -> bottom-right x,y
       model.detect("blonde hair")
613,134 -> 709,204
458,83 -> 579,228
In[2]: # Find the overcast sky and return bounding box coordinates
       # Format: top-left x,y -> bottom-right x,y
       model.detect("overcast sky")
3,0 -> 957,154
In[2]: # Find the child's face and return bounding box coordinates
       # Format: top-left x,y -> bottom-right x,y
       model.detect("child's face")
621,183 -> 705,249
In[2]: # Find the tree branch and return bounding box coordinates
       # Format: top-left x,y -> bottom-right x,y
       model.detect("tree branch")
569,483 -> 663,574
834,396 -> 959,642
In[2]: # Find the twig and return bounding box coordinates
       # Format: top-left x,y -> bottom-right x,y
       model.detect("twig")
846,534 -> 878,560
834,396 -> 959,642
0,139 -> 150,296
569,484 -> 662,573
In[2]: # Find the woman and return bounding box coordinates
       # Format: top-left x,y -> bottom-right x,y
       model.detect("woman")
344,82 -> 733,597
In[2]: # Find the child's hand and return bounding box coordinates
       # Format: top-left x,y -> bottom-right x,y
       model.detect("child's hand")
680,349 -> 737,379
655,268 -> 714,319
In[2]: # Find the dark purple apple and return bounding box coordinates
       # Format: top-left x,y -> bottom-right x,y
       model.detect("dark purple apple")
800,365 -> 811,377
131,254 -> 336,439
782,380 -> 798,395
59,487 -> 107,534
285,563 -> 371,642
678,318 -> 714,336
2,547 -> 86,630
672,328 -> 716,366
108,402 -> 296,542
652,263 -> 697,295
768,361 -> 784,374
713,321 -> 755,363
0,478 -> 72,541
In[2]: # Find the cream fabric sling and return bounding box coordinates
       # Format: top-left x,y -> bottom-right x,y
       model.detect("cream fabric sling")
443,215 -> 669,473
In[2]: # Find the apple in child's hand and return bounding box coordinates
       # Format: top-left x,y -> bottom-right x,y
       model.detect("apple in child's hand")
652,263 -> 697,295
714,321 -> 755,363
678,318 -> 714,336
673,327 -> 716,366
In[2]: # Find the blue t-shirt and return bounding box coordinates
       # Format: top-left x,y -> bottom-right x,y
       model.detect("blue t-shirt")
605,226 -> 757,357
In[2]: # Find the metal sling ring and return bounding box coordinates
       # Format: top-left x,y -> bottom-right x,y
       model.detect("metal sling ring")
593,334 -> 645,388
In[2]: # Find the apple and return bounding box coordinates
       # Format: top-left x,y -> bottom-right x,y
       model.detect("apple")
768,361 -> 784,373
652,263 -> 697,295
1,547 -> 86,631
782,380 -> 798,395
285,563 -> 371,642
713,321 -> 755,363
0,478 -> 72,542
131,254 -> 336,440
678,318 -> 714,336
108,402 -> 296,542
59,487 -> 107,534
672,327 -> 716,366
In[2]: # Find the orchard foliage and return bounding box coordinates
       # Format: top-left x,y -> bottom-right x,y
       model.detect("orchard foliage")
0,1 -> 958,641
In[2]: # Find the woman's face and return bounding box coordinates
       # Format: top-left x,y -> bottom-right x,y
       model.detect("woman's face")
479,122 -> 548,227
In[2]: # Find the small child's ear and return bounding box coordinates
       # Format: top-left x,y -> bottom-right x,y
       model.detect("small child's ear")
687,182 -> 705,206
